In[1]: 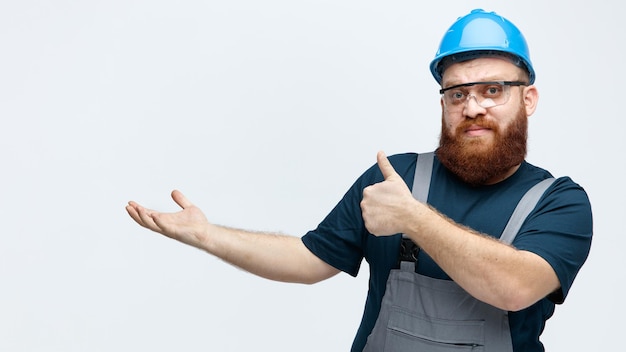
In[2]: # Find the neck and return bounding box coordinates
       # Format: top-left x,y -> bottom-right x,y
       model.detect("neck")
484,163 -> 521,185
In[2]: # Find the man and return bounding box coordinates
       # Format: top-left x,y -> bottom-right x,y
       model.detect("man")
126,9 -> 592,352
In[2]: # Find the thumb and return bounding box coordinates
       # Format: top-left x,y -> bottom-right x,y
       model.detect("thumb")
377,151 -> 399,180
171,189 -> 194,209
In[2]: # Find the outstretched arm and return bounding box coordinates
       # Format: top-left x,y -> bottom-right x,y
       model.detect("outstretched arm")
360,151 -> 560,311
126,190 -> 340,284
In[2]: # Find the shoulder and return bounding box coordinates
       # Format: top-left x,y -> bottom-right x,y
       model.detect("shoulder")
541,176 -> 592,222
387,152 -> 419,173
517,162 -> 592,221
522,161 -> 591,207
354,152 -> 419,186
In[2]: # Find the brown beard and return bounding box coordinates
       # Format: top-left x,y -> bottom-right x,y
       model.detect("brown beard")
436,104 -> 528,186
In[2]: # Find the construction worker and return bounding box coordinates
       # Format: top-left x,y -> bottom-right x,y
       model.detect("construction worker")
126,9 -> 592,351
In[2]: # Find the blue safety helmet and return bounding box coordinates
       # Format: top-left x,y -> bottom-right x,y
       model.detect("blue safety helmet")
430,9 -> 535,85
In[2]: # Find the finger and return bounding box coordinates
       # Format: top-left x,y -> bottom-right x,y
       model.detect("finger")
132,203 -> 159,231
171,190 -> 194,209
126,201 -> 148,226
126,203 -> 141,223
376,151 -> 399,180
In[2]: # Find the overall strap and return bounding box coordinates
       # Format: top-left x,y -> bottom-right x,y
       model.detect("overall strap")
499,177 -> 555,244
406,151 -> 555,243
411,152 -> 434,202
399,152 -> 434,265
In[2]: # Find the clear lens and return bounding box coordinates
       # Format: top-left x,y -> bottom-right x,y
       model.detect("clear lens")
440,81 -> 526,110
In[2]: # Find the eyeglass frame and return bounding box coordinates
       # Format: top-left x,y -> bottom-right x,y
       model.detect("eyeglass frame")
439,81 -> 528,109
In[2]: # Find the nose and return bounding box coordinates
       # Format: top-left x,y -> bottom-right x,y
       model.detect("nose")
463,94 -> 487,119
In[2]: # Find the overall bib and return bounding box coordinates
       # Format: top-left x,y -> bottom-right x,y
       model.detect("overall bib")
363,152 -> 554,352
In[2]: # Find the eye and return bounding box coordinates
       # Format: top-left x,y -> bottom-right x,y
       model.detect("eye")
483,85 -> 503,97
448,90 -> 466,102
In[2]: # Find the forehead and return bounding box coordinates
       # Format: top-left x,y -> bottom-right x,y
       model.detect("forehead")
441,57 -> 522,87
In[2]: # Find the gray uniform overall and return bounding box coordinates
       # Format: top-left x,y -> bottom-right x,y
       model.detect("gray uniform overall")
363,152 -> 554,352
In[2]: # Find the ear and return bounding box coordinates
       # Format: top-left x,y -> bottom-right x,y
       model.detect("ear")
523,85 -> 539,116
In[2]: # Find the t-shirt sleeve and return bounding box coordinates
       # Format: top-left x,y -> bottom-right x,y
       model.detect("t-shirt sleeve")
513,176 -> 593,304
301,164 -> 381,277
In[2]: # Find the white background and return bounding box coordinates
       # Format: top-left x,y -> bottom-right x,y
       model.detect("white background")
1,1 -> 623,351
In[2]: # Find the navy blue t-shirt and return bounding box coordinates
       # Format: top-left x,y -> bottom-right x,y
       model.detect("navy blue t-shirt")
302,152 -> 592,352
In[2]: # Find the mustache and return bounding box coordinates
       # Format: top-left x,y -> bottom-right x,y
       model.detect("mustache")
456,117 -> 498,132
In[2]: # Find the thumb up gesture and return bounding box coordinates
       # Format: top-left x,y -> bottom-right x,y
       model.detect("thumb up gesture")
360,151 -> 418,236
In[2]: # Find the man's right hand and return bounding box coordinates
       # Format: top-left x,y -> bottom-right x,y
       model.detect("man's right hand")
126,190 -> 212,250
